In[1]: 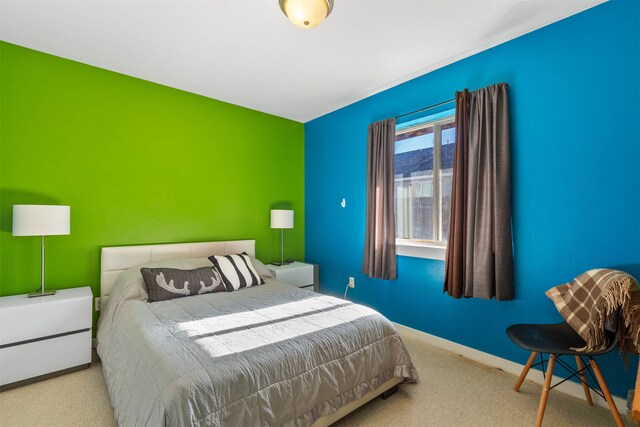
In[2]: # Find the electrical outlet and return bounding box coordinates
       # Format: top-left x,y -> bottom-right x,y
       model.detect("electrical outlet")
95,297 -> 101,312
348,277 -> 355,288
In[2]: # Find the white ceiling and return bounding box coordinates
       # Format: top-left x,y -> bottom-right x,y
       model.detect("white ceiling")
0,0 -> 605,122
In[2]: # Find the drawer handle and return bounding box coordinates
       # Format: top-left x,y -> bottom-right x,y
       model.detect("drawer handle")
0,328 -> 91,349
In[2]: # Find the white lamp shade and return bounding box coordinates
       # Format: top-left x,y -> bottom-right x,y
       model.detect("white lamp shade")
270,209 -> 294,229
12,205 -> 70,236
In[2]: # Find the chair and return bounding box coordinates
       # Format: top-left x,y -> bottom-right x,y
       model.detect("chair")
506,311 -> 624,427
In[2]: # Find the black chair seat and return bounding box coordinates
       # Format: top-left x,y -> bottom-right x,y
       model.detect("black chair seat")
506,322 -> 614,355
506,310 -> 624,426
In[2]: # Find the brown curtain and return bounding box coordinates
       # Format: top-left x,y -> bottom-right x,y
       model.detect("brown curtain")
363,118 -> 397,280
444,83 -> 514,300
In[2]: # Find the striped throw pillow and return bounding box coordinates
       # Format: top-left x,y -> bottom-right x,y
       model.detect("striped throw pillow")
208,252 -> 265,291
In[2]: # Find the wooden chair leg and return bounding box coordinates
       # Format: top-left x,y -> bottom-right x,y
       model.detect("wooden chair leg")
633,358 -> 640,423
575,356 -> 593,406
514,351 -> 538,392
535,354 -> 555,427
590,358 -> 624,427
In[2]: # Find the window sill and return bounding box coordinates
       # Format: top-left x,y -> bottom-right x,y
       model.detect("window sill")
396,241 -> 446,261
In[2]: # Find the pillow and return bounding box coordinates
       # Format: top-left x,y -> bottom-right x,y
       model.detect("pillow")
208,252 -> 265,291
250,256 -> 275,280
99,257 -> 213,319
140,266 -> 227,302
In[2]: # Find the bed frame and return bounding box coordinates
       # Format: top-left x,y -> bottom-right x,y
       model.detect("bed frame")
99,239 -> 401,426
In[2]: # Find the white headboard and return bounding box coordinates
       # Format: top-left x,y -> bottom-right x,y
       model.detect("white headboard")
100,240 -> 256,299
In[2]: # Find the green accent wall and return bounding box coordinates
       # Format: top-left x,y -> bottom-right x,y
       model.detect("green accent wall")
0,42 -> 305,309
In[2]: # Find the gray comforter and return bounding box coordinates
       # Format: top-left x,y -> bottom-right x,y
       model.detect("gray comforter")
97,259 -> 418,426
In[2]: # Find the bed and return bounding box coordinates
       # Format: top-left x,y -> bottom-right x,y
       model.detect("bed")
97,240 -> 418,426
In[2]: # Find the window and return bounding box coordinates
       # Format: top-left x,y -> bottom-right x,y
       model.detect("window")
394,111 -> 455,259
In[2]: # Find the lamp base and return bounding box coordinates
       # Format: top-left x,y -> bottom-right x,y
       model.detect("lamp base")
28,289 -> 56,298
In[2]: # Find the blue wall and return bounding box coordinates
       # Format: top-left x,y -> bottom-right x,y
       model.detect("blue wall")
305,1 -> 639,397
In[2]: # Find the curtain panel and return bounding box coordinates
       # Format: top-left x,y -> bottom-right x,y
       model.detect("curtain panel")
444,83 -> 514,300
362,118 -> 397,280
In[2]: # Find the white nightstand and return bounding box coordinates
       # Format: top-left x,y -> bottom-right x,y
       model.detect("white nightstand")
268,262 -> 318,290
0,287 -> 93,390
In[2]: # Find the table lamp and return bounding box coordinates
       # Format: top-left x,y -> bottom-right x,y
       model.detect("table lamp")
12,205 -> 70,297
270,209 -> 293,266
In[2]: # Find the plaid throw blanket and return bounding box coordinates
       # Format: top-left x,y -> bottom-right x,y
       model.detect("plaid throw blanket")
546,269 -> 640,353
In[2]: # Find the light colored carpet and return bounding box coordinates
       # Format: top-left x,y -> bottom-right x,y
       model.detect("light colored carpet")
0,331 -> 629,426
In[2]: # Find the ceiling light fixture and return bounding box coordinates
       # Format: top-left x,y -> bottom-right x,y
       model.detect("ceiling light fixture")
279,0 -> 334,29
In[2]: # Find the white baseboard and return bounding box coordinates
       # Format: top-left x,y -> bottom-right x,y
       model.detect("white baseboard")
393,322 -> 627,411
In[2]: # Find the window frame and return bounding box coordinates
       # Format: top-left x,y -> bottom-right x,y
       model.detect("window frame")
394,114 -> 455,261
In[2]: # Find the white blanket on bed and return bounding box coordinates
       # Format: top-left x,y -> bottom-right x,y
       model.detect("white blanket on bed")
97,259 -> 418,426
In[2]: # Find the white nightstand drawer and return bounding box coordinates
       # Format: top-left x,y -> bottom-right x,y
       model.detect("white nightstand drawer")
0,287 -> 92,346
268,262 -> 314,288
0,330 -> 91,385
